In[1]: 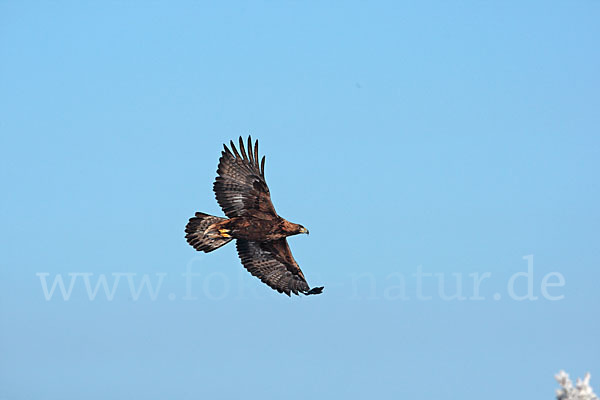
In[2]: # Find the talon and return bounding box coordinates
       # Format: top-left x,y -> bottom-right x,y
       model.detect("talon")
219,229 -> 231,238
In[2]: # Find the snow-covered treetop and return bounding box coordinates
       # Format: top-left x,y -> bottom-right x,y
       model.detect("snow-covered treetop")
556,371 -> 598,400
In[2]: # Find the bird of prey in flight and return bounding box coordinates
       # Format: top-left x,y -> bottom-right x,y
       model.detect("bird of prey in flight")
185,136 -> 323,296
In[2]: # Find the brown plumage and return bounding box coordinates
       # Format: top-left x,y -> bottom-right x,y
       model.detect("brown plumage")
185,136 -> 323,297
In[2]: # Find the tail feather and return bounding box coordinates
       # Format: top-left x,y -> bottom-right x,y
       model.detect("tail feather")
185,212 -> 232,253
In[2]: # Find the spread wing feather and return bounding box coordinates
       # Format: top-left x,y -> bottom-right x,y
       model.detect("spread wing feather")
236,239 -> 310,296
213,136 -> 275,218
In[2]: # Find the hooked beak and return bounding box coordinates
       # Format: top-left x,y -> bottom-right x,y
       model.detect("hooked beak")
300,227 -> 309,235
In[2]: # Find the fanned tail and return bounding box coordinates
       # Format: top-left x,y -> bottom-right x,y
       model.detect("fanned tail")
185,212 -> 232,253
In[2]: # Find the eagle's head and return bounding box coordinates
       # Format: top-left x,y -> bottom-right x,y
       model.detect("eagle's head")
282,220 -> 310,236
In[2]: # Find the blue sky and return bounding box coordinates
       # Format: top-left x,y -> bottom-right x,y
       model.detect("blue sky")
1,1 -> 599,399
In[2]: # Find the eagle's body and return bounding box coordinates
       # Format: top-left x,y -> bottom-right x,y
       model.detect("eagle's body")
210,216 -> 302,242
185,136 -> 323,296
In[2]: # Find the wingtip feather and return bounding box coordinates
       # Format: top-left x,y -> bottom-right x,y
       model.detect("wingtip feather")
229,140 -> 241,159
238,136 -> 248,161
254,139 -> 259,170
247,135 -> 254,164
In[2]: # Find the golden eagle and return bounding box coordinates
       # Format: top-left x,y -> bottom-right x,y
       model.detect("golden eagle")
185,136 -> 323,296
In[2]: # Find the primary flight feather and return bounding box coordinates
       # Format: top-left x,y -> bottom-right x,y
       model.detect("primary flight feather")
185,136 -> 323,297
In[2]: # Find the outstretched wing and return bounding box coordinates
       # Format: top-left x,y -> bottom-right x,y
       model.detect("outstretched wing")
236,238 -> 321,296
213,136 -> 276,218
